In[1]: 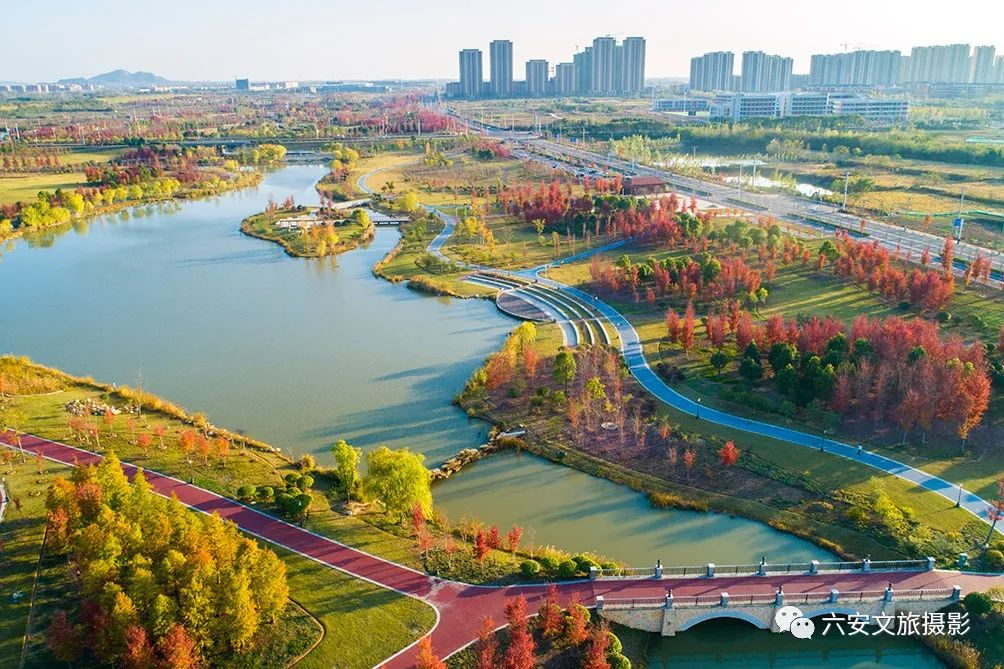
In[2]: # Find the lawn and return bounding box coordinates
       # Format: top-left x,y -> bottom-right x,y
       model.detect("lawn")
0,357 -> 438,668
0,456 -> 70,669
0,172 -> 87,205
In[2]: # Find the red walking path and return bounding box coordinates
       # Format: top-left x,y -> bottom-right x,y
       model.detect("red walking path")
6,433 -> 1004,668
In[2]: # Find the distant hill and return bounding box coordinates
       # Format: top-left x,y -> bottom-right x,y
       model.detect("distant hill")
57,70 -> 173,88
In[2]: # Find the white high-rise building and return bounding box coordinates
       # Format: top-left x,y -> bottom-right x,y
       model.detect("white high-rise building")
554,62 -> 576,95
489,40 -> 513,97
905,44 -> 971,83
590,36 -> 617,94
971,45 -> 997,83
689,51 -> 735,92
525,59 -> 549,96
741,51 -> 793,92
620,37 -> 646,94
809,50 -> 901,86
459,49 -> 483,98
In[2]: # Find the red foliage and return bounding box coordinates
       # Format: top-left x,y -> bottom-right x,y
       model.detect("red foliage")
537,585 -> 564,639
157,624 -> 200,669
582,623 -> 612,669
718,441 -> 740,467
564,593 -> 589,644
415,636 -> 447,669
503,596 -> 536,669
476,617 -> 499,669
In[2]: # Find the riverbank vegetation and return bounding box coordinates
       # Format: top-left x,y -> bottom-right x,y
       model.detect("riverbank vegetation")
0,356 -> 437,667
240,201 -> 374,258
0,144 -> 262,243
455,318 -> 1003,569
41,452 -> 294,667
441,591 -> 642,669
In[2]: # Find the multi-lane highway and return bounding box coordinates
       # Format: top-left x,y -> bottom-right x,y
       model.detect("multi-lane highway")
448,111 -> 1003,283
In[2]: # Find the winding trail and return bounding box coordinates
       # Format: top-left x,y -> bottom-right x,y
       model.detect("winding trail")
359,164 -> 1004,535
5,433 -> 1003,669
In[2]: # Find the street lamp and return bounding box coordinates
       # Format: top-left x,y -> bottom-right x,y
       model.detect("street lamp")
695,398 -> 702,420
841,172 -> 851,211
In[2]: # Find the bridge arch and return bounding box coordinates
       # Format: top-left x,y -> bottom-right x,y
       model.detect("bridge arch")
678,610 -> 768,632
802,607 -> 863,620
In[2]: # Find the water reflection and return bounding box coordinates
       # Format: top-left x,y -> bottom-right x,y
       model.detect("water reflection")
649,619 -> 943,669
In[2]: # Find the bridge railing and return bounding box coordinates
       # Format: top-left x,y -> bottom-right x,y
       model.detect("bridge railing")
595,558 -> 933,580
599,587 -> 959,611
596,567 -> 658,579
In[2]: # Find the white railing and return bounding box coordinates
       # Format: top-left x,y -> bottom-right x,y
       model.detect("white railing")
595,558 -> 932,580
599,587 -> 958,611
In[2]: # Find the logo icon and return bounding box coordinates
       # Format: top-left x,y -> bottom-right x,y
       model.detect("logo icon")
774,605 -> 803,632
790,617 -> 816,639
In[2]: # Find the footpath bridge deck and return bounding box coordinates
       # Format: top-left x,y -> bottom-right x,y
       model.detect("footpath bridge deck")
4,434 -> 1004,668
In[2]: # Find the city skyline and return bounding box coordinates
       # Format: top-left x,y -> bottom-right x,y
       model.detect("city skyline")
3,0 -> 1003,82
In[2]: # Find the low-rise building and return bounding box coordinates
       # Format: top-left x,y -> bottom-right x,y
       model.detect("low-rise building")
710,92 -> 908,122
651,97 -> 710,113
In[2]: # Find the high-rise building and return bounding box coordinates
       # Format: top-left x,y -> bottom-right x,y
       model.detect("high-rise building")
526,59 -> 549,96
235,78 -> 249,91
689,51 -> 735,91
904,44 -> 971,83
554,62 -> 576,95
620,37 -> 646,94
741,51 -> 793,92
489,40 -> 513,97
809,50 -> 901,86
996,56 -> 1004,84
459,48 -> 483,98
573,47 -> 593,95
971,45 -> 997,83
590,36 -> 617,94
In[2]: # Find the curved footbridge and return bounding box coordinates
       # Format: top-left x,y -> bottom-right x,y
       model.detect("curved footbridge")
4,435 -> 1003,669
592,558 -> 978,637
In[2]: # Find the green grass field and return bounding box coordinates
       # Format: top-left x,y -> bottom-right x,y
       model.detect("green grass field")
0,172 -> 87,205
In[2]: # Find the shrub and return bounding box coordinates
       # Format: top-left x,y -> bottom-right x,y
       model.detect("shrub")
963,592 -> 993,616
557,559 -> 579,578
299,454 -> 316,470
608,653 -> 631,669
236,485 -> 255,501
255,485 -> 274,503
985,549 -> 1004,570
520,560 -> 541,578
936,311 -> 952,323
573,555 -> 600,573
539,556 -> 560,573
606,631 -> 623,655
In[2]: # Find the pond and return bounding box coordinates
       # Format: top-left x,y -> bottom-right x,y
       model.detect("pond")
0,163 -> 832,567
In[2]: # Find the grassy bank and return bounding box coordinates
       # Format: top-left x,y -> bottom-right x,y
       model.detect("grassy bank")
0,356 -> 435,668
240,206 -> 374,259
454,326 -> 999,568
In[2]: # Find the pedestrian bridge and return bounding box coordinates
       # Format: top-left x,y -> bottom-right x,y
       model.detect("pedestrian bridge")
597,585 -> 961,636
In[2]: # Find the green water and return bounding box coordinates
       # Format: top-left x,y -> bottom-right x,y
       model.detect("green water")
0,164 -> 831,567
648,619 -> 943,669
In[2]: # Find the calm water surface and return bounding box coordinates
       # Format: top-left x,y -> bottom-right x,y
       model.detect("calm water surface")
648,619 -> 943,669
1,164 -> 829,566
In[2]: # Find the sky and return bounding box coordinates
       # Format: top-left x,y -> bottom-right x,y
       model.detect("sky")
4,0 -> 1004,82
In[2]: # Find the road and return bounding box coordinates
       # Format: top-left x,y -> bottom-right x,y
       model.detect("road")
6,433 -> 1003,669
447,111 -> 1003,282
356,164 -> 1004,535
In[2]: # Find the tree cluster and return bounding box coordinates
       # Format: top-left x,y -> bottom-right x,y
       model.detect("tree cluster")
45,453 -> 289,667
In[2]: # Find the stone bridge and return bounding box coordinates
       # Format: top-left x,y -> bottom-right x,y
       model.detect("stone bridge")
597,585 -> 961,636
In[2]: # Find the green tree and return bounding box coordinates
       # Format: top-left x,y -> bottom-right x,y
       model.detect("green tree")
331,439 -> 362,501
361,446 -> 432,522
553,350 -> 577,393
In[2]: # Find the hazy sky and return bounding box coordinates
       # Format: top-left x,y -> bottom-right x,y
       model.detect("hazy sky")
4,0 -> 1003,82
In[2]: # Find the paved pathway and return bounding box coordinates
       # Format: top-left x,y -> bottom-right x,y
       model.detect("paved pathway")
6,433 -> 1004,669
357,164 -> 1004,534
